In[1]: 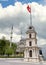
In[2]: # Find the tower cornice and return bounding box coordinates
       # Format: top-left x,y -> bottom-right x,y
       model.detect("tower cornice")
25,38 -> 37,41
26,26 -> 37,34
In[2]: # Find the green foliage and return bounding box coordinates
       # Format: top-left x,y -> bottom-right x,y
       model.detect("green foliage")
12,43 -> 17,49
11,43 -> 17,53
5,47 -> 14,57
0,38 -> 6,55
0,36 -> 17,56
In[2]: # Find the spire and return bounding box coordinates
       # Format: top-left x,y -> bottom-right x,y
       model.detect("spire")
10,25 -> 13,47
20,29 -> 22,40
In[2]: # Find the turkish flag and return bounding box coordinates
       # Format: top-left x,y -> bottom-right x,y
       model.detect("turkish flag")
27,5 -> 31,13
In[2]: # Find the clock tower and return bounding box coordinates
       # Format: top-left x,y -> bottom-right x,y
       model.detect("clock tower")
24,26 -> 40,62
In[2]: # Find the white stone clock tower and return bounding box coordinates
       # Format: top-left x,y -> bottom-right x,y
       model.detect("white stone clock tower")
24,26 -> 40,62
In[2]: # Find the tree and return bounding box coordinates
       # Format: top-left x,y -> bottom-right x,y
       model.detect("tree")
5,47 -> 14,57
0,37 -> 6,55
11,43 -> 17,54
0,36 -> 10,55
0,36 -> 17,57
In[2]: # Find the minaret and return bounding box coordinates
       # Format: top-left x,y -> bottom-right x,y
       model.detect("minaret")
24,5 -> 40,62
20,29 -> 23,40
10,25 -> 13,47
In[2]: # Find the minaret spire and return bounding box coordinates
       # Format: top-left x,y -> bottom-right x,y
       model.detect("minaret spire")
10,25 -> 13,47
20,29 -> 22,40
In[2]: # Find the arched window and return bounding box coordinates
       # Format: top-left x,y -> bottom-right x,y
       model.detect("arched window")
29,41 -> 32,46
29,50 -> 32,57
29,34 -> 31,38
39,50 -> 42,55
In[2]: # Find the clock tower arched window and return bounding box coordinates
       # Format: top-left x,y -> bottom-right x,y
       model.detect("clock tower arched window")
29,41 -> 32,46
29,34 -> 31,38
29,50 -> 32,57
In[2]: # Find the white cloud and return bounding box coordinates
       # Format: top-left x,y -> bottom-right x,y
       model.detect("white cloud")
0,33 -> 6,39
0,2 -> 46,45
37,37 -> 46,46
12,33 -> 21,42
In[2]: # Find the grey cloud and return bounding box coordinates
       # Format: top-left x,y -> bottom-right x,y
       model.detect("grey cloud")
0,2 -> 46,43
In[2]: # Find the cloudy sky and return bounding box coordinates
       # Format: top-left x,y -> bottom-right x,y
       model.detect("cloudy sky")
0,0 -> 46,46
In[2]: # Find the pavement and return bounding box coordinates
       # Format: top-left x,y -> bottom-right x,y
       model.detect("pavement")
0,58 -> 46,65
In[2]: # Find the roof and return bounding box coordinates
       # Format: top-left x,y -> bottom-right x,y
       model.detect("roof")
26,26 -> 37,34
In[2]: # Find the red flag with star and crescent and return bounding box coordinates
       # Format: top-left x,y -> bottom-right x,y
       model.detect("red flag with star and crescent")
27,5 -> 31,13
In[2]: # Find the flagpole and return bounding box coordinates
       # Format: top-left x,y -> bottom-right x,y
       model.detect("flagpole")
27,2 -> 32,27
30,2 -> 32,26
30,10 -> 32,26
